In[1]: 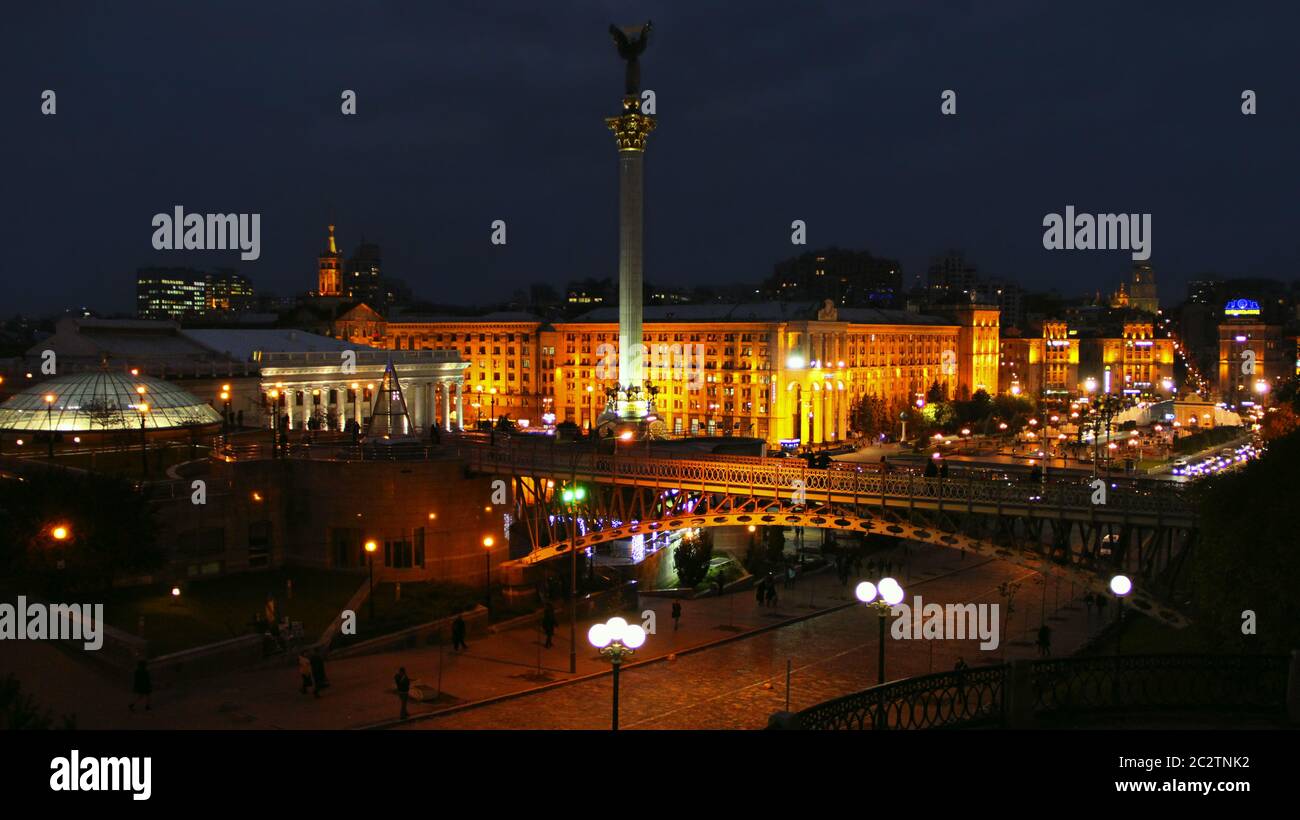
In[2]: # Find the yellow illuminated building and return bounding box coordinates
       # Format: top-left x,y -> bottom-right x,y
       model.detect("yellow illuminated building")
1002,319 -> 1173,398
333,301 -> 1000,446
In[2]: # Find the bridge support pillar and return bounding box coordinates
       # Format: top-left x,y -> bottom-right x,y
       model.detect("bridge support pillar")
1006,659 -> 1035,729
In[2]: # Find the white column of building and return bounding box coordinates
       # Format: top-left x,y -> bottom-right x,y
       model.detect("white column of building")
454,382 -> 463,431
433,382 -> 441,433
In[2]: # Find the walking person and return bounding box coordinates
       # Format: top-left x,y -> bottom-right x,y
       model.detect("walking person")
1036,624 -> 1052,657
671,600 -> 682,631
542,603 -> 557,648
309,650 -> 328,697
1084,591 -> 1095,615
452,612 -> 468,652
765,578 -> 778,608
755,578 -> 766,607
953,657 -> 969,702
128,659 -> 152,712
394,666 -> 410,719
297,652 -> 313,695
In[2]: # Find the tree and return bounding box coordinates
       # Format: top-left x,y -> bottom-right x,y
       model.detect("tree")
850,393 -> 892,441
1192,429 -> 1300,653
82,398 -> 128,457
0,675 -> 76,729
673,529 -> 714,588
1260,404 -> 1298,442
926,380 -> 947,405
0,469 -> 163,596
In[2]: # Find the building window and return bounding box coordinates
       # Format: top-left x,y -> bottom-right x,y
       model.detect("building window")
384,538 -> 415,569
248,521 -> 273,568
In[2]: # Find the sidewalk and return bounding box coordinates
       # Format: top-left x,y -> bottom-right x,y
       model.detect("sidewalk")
0,536 -> 1117,730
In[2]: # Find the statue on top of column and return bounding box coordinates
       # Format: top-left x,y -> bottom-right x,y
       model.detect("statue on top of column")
609,21 -> 652,96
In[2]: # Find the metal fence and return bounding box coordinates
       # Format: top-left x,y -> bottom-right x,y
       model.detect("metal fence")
794,654 -> 1291,730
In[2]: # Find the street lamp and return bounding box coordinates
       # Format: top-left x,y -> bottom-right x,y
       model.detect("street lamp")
561,484 -> 587,673
856,576 -> 905,685
219,387 -> 232,447
48,522 -> 71,572
364,539 -> 378,620
482,535 -> 494,610
588,616 -> 646,730
44,393 -> 56,460
137,402 -> 150,477
1109,574 -> 1132,655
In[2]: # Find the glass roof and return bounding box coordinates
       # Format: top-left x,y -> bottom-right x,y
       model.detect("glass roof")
0,371 -> 223,432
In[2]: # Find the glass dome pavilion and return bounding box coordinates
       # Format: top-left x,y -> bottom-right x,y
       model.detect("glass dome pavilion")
0,371 -> 223,432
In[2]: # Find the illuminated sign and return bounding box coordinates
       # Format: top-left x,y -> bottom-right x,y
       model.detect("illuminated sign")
1224,298 -> 1261,316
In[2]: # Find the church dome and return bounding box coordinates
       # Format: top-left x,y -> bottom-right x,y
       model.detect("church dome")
0,371 -> 222,432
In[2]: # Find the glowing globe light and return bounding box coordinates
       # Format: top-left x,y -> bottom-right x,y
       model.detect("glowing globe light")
878,577 -> 905,606
1109,574 -> 1132,596
622,624 -> 646,649
588,623 -> 612,648
854,581 -> 878,603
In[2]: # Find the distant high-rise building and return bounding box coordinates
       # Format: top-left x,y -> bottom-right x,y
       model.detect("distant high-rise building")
1187,279 -> 1223,305
766,248 -> 902,307
317,224 -> 344,296
926,250 -> 981,298
136,268 -> 254,320
347,239 -> 384,305
1111,263 -> 1159,315
1129,263 -> 1159,315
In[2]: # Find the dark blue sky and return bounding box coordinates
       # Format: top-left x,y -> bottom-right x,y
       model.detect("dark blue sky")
4,1 -> 1298,316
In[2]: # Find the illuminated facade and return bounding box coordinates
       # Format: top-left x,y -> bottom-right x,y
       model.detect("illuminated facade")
1000,320 -> 1173,399
1217,310 -> 1283,404
136,268 -> 254,320
332,301 -> 999,446
999,320 -> 1080,398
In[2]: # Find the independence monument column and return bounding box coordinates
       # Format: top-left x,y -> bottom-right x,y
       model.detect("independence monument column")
602,21 -> 657,432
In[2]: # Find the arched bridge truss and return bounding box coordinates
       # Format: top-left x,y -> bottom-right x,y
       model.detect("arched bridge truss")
460,443 -> 1196,627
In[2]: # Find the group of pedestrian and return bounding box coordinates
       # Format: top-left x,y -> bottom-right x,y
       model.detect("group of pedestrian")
1083,591 -> 1109,616
756,574 -> 780,607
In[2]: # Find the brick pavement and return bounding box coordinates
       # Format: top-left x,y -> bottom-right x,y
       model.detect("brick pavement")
0,536 -> 1113,730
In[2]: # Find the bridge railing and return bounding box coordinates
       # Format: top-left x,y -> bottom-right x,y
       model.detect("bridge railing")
796,665 -> 1008,730
793,653 -> 1291,730
461,440 -> 1193,518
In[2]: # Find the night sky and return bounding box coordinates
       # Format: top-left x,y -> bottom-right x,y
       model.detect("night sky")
5,1 -> 1299,316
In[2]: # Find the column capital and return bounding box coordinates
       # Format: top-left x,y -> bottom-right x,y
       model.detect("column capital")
605,96 -> 655,152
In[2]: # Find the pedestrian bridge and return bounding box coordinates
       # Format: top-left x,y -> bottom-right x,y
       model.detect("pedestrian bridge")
459,440 -> 1198,628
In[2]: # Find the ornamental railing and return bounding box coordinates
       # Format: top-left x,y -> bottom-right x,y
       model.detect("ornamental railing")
796,665 -> 1007,730
792,653 -> 1292,730
460,440 -> 1194,520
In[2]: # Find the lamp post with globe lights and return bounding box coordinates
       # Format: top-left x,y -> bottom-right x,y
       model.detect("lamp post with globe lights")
44,393 -> 56,460
856,577 -> 905,685
364,539 -> 378,621
482,535 -> 494,611
588,616 -> 646,730
1109,574 -> 1132,655
561,484 -> 587,673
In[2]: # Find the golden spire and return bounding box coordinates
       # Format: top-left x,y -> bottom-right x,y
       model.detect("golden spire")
327,224 -> 338,254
